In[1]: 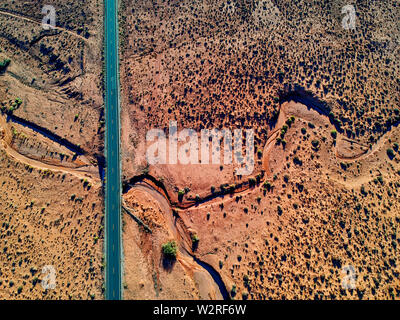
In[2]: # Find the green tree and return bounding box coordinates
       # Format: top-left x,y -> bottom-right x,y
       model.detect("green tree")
162,240 -> 177,259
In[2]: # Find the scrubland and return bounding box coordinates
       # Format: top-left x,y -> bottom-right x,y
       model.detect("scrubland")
0,0 -> 105,299
121,0 -> 399,300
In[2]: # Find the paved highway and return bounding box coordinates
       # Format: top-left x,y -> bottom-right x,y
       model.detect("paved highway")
105,0 -> 122,300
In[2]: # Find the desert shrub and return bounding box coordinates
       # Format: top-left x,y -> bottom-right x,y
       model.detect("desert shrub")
311,140 -> 320,148
293,156 -> 302,166
178,189 -> 185,201
387,148 -> 395,159
263,181 -> 272,191
32,277 -> 39,285
331,130 -> 337,139
360,185 -> 367,196
296,183 -> 304,192
340,162 -> 349,170
285,117 -> 295,127
191,233 -> 199,244
0,58 -> 11,72
162,240 -> 177,259
248,177 -> 256,187
231,284 -> 237,297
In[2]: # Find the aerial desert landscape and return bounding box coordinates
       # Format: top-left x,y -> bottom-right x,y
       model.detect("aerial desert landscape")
0,0 -> 105,299
120,0 -> 399,300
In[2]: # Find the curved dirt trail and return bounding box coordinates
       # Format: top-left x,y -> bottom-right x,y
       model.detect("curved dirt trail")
0,115 -> 99,184
1,141 -> 99,183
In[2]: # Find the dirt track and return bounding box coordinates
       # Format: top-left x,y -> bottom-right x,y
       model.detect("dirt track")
0,114 -> 100,184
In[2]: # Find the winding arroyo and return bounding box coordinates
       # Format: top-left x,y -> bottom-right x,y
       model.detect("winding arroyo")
126,90 -> 399,209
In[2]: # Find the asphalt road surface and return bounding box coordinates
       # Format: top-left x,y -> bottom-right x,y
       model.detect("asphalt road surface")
105,0 -> 122,300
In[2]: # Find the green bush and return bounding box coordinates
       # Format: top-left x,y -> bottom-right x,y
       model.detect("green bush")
178,189 -> 185,202
263,181 -> 272,191
0,58 -> 11,72
162,240 -> 177,259
191,233 -> 199,245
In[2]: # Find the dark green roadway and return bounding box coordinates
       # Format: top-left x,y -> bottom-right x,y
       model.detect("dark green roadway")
105,0 -> 122,300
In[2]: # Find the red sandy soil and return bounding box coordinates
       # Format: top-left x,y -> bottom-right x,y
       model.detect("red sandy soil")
120,0 -> 400,300
0,0 -> 105,299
